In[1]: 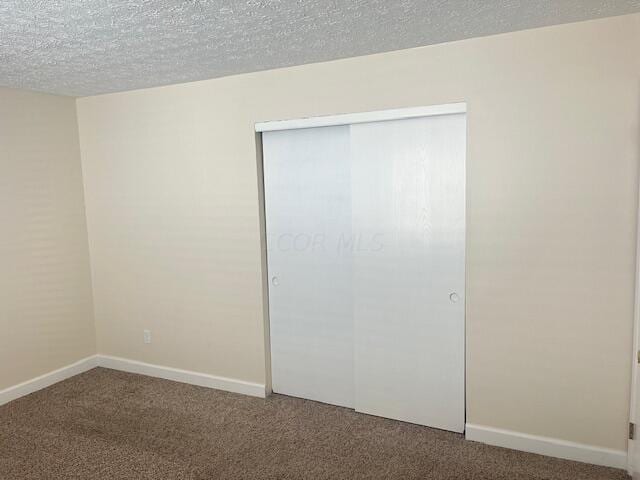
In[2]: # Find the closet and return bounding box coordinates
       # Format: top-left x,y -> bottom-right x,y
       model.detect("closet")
259,105 -> 466,432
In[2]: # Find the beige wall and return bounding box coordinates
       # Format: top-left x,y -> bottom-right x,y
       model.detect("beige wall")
1,88 -> 95,390
76,14 -> 640,451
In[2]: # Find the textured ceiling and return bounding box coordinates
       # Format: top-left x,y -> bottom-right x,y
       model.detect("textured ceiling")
2,1 -> 640,97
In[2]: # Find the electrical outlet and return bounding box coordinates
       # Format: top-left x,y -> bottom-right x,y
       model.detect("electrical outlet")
143,329 -> 152,344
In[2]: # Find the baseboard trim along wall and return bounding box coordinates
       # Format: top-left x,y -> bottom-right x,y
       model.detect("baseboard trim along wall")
96,355 -> 266,398
465,423 -> 627,469
1,355 -> 266,407
0,355 -> 99,406
0,361 -> 626,469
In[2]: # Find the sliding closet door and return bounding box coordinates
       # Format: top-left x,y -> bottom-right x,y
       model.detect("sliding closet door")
262,126 -> 353,408
351,114 -> 466,432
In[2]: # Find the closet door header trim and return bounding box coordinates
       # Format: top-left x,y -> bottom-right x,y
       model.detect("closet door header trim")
255,103 -> 466,132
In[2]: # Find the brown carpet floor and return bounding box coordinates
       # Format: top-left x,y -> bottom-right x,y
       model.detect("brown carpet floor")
0,368 -> 627,480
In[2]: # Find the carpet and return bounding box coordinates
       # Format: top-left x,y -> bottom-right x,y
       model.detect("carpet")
0,368 -> 627,479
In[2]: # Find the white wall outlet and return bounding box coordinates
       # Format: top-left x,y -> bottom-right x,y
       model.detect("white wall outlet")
143,329 -> 152,344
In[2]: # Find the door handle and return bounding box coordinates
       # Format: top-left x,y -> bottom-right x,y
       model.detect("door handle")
449,292 -> 460,303
271,276 -> 280,287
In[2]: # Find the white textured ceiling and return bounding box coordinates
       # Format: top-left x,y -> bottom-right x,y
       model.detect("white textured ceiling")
2,1 -> 640,97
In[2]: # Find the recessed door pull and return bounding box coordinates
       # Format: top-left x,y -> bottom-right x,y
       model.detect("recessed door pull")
449,292 -> 460,303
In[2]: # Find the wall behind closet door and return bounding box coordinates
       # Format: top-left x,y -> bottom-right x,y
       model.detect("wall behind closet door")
0,87 -> 96,390
76,14 -> 640,451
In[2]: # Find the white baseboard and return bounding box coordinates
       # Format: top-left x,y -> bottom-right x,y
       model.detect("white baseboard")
0,362 -> 624,470
96,355 -> 266,398
0,355 -> 99,406
465,423 -> 627,470
1,354 -> 266,406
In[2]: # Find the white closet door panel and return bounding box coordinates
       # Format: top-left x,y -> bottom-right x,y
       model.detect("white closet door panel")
263,126 -> 353,408
351,114 -> 466,431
